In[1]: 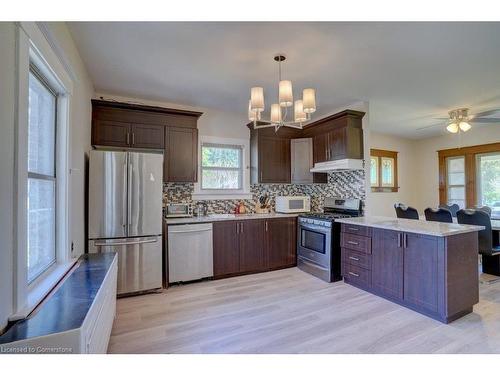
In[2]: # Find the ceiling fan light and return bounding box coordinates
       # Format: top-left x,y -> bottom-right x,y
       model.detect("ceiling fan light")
294,100 -> 307,123
459,121 -> 471,132
279,80 -> 293,107
250,87 -> 264,112
446,122 -> 459,133
270,103 -> 282,123
303,88 -> 316,114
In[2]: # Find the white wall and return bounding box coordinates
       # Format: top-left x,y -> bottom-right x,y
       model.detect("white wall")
414,126 -> 500,211
367,132 -> 418,216
0,22 -> 16,332
93,92 -> 249,140
0,22 -> 94,331
44,22 -> 95,258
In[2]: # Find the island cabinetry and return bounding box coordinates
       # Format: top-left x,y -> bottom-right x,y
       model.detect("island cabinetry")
340,222 -> 479,323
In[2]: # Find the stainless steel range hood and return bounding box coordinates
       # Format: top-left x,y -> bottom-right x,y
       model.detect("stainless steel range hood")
310,159 -> 364,172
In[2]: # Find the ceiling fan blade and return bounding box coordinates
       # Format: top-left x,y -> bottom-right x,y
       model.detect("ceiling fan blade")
469,118 -> 500,124
417,123 -> 444,131
471,109 -> 500,118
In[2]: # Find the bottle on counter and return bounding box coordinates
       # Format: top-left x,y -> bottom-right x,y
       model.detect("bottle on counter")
238,201 -> 246,214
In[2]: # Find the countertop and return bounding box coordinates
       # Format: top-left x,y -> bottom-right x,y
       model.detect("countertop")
0,253 -> 117,345
336,216 -> 485,237
165,212 -> 299,225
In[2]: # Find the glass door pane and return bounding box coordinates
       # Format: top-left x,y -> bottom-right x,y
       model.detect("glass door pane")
446,156 -> 466,208
476,152 -> 500,219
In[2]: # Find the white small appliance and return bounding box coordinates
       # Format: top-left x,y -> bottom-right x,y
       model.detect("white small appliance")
275,196 -> 311,213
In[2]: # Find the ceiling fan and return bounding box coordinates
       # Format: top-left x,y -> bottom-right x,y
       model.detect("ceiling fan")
418,108 -> 500,134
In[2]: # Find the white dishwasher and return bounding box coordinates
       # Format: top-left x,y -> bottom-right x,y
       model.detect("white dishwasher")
167,223 -> 213,283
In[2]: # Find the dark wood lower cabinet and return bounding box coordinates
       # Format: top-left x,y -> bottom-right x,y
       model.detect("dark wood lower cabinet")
341,223 -> 479,323
266,218 -> 297,269
213,221 -> 240,278
239,220 -> 266,273
213,217 -> 297,279
371,228 -> 404,300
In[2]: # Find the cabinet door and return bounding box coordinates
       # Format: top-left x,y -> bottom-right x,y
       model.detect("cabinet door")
213,221 -> 239,277
266,218 -> 297,269
239,220 -> 266,273
371,228 -> 404,300
259,136 -> 291,183
312,133 -> 328,183
92,120 -> 130,147
131,124 -> 165,149
403,233 -> 440,313
291,138 -> 313,184
165,127 -> 198,182
327,127 -> 347,160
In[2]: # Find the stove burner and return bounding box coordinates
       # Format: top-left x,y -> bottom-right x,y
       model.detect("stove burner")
299,212 -> 356,222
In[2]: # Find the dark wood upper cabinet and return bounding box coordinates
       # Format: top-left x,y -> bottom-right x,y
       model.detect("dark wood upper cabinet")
130,123 -> 165,149
92,120 -> 131,148
91,99 -> 202,183
239,220 -> 266,273
165,127 -> 198,183
266,217 -> 297,270
371,228 -> 404,300
213,221 -> 240,278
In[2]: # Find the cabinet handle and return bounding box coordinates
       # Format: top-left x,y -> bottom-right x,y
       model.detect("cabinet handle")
236,223 -> 239,234
348,271 -> 359,277
397,233 -> 402,247
403,233 -> 407,248
347,241 -> 359,245
126,132 -> 130,145
265,221 -> 268,232
348,256 -> 360,261
240,223 -> 244,234
348,227 -> 359,231
260,171 -> 263,182
132,132 -> 135,145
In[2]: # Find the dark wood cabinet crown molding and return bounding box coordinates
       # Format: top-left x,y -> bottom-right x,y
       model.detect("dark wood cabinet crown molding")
92,99 -> 203,118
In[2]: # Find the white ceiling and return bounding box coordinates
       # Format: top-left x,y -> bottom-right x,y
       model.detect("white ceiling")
68,22 -> 500,139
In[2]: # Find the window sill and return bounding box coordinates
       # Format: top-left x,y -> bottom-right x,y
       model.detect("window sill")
371,187 -> 399,193
10,259 -> 78,321
192,192 -> 253,201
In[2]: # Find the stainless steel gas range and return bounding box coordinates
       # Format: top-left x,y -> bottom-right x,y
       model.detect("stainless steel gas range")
297,197 -> 362,282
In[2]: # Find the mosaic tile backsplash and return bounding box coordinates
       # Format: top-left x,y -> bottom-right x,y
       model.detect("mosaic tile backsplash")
163,170 -> 365,215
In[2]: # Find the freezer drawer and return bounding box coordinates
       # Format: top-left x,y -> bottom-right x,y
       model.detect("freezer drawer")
168,223 -> 213,283
89,236 -> 162,295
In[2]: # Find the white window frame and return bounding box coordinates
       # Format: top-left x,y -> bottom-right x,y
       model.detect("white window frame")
12,23 -> 74,320
193,136 -> 252,200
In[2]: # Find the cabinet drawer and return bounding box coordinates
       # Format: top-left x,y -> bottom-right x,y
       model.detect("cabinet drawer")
341,224 -> 371,237
343,263 -> 371,288
343,248 -> 371,270
341,233 -> 372,254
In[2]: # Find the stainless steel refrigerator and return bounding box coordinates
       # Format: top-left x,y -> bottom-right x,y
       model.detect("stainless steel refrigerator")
88,150 -> 163,296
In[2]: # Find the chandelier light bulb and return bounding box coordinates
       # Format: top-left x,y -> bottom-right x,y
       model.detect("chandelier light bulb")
459,121 -> 471,132
250,87 -> 265,112
279,80 -> 293,107
248,100 -> 260,122
303,88 -> 316,114
294,100 -> 307,123
270,103 -> 282,123
446,122 -> 459,133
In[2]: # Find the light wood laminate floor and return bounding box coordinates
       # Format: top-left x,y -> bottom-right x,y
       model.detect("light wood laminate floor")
108,267 -> 500,354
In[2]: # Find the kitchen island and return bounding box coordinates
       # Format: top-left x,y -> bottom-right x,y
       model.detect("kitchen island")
336,216 -> 484,323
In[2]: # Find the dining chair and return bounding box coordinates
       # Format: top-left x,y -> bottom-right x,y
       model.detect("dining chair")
457,209 -> 500,275
424,207 -> 453,223
394,203 -> 419,220
477,206 -> 492,217
439,203 -> 460,217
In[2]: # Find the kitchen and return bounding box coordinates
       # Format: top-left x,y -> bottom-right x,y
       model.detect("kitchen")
2,14 -> 500,371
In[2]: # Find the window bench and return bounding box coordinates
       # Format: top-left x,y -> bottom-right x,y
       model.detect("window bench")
0,253 -> 117,354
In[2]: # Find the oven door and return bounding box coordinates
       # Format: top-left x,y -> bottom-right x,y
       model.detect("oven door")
297,222 -> 331,267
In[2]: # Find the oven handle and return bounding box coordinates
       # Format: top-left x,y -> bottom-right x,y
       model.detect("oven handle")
299,223 -> 331,233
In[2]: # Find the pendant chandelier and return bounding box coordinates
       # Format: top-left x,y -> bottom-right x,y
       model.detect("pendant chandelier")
248,54 -> 317,131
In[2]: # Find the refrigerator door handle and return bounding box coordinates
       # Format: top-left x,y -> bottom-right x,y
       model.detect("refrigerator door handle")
93,237 -> 158,247
128,158 -> 133,228
122,160 -> 128,229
